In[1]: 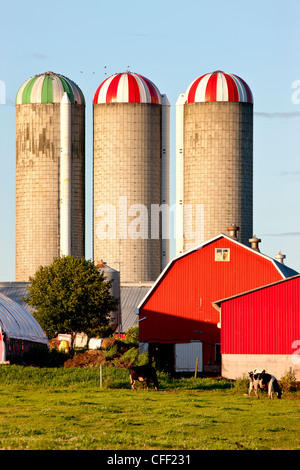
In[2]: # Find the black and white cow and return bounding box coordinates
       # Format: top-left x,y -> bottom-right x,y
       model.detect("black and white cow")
248,369 -> 282,399
248,368 -> 262,397
129,365 -> 159,391
257,370 -> 282,399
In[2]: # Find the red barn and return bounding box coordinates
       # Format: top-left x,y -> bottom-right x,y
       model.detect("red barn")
137,233 -> 298,373
213,274 -> 300,380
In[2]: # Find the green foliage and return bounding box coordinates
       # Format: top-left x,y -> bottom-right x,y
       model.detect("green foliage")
0,364 -> 234,391
99,339 -> 150,369
124,326 -> 139,345
232,376 -> 249,393
23,256 -> 119,346
280,369 -> 297,392
119,346 -> 138,365
103,344 -> 119,358
118,347 -> 149,366
22,345 -> 69,368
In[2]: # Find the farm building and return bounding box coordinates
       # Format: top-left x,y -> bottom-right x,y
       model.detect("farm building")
120,283 -> 153,332
137,230 -> 298,373
213,274 -> 300,381
0,292 -> 48,362
0,282 -> 31,310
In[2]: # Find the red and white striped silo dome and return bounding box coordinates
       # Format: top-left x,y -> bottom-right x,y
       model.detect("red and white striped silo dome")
93,72 -> 162,104
185,71 -> 253,104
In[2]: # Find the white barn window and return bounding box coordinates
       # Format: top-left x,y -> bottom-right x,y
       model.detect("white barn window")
215,248 -> 230,261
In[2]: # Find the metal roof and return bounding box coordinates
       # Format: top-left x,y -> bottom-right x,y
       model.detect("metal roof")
185,71 -> 253,104
0,291 -> 48,345
93,72 -> 162,104
137,233 -> 299,312
15,71 -> 85,105
0,282 -> 33,311
120,284 -> 153,332
212,273 -> 300,310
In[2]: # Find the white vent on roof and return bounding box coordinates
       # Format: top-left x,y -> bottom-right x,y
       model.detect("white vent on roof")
275,250 -> 286,264
249,235 -> 261,252
227,224 -> 239,240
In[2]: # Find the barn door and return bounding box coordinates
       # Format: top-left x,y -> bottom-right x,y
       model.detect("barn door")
174,342 -> 203,372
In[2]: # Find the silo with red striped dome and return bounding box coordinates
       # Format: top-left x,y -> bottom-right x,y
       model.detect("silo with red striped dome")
176,71 -> 253,254
93,72 -> 170,283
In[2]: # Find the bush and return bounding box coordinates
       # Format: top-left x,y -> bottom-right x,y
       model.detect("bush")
280,369 -> 297,393
232,376 -> 249,393
136,352 -> 150,366
118,346 -> 138,365
22,345 -> 70,367
124,327 -> 139,345
103,344 -> 118,358
117,346 -> 150,367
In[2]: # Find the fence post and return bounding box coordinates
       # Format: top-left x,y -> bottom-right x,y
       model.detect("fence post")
100,363 -> 103,388
194,357 -> 199,378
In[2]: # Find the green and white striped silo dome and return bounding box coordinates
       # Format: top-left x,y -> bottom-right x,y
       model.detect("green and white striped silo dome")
15,71 -> 85,105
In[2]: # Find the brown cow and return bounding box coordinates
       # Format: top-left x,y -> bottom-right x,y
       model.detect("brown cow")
129,365 -> 159,391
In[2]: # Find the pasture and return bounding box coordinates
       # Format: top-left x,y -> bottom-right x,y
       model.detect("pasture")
0,365 -> 298,450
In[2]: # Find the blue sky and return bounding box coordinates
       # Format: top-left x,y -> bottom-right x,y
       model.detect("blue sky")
1,0 -> 300,280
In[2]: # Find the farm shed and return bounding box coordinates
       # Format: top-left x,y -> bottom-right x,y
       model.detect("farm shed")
137,232 -> 298,373
0,292 -> 48,362
120,283 -> 153,332
213,274 -> 300,381
0,282 -> 32,311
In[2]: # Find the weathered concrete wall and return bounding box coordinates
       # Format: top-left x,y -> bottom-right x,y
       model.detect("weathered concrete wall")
222,354 -> 300,381
183,102 -> 253,250
15,103 -> 85,281
70,105 -> 85,258
93,103 -> 161,283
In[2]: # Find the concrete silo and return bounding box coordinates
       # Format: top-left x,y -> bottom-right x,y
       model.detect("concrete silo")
96,261 -> 121,332
176,71 -> 253,254
93,72 -> 170,283
15,72 -> 85,281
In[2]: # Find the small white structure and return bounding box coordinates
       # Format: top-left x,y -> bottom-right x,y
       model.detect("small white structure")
57,333 -> 88,348
174,342 -> 203,373
88,338 -> 103,350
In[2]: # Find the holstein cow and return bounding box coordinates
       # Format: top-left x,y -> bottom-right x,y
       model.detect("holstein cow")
248,369 -> 282,399
129,365 -> 159,391
248,368 -> 263,397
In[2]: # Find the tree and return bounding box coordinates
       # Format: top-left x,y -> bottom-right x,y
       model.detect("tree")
24,256 -> 119,348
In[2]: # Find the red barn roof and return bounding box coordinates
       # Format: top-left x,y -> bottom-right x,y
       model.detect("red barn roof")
137,234 -> 298,366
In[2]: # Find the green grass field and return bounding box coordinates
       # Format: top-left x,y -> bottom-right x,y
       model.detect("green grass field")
0,365 -> 298,450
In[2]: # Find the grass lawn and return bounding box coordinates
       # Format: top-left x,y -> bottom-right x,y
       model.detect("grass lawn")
0,366 -> 298,450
